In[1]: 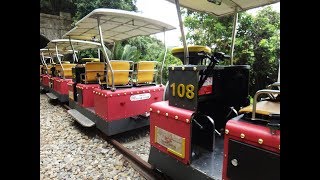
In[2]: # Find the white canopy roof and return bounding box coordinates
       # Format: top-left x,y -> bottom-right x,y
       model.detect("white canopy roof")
40,48 -> 58,56
63,8 -> 176,43
166,0 -> 279,17
45,39 -> 101,53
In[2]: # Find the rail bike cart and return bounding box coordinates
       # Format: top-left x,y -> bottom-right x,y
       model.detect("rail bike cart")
63,8 -> 176,135
44,39 -> 101,103
148,0 -> 280,179
40,48 -> 55,93
222,82 -> 280,180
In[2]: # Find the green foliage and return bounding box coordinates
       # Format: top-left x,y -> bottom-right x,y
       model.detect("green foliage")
72,0 -> 137,22
69,0 -> 138,60
78,48 -> 98,59
235,7 -> 280,94
40,0 -> 75,15
113,36 -> 182,84
184,10 -> 233,53
126,36 -> 182,84
183,6 -> 280,96
106,43 -> 140,61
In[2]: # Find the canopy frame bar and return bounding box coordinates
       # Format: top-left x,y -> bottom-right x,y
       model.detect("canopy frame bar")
160,29 -> 167,85
40,51 -> 48,70
55,43 -> 65,78
68,36 -> 79,63
174,0 -> 189,65
97,16 -> 115,91
230,7 -> 238,65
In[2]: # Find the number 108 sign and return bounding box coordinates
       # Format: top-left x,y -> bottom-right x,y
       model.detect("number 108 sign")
168,67 -> 201,111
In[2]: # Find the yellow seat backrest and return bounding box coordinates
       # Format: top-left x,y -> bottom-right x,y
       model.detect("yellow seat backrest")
239,101 -> 280,116
82,58 -> 100,62
136,61 -> 157,83
46,65 -> 53,74
61,64 -> 76,78
55,64 -> 76,78
85,62 -> 106,83
107,61 -> 131,86
55,64 -> 62,75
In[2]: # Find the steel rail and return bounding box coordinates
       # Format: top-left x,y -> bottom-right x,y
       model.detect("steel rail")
60,103 -> 167,180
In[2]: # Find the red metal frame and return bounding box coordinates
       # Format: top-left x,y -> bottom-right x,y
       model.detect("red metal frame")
52,77 -> 60,92
198,85 -> 212,95
76,84 -> 100,107
222,118 -> 280,179
67,81 -> 75,100
53,77 -> 72,94
42,75 -> 51,87
149,101 -> 194,165
93,85 -> 164,121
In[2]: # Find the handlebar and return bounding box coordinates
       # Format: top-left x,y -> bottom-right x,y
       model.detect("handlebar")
197,51 -> 230,63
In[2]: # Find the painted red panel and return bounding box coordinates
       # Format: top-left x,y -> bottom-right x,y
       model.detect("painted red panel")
198,85 -> 212,95
42,75 -> 51,87
53,77 -> 61,92
222,118 -> 280,179
198,77 -> 213,95
67,81 -> 75,100
76,84 -> 100,107
149,101 -> 194,164
59,79 -> 72,94
53,78 -> 72,94
93,85 -> 164,121
67,81 -> 75,92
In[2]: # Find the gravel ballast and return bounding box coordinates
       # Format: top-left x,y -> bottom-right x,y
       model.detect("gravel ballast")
40,94 -> 147,180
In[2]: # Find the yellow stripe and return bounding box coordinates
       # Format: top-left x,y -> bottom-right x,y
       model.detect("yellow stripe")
154,126 -> 158,143
167,138 -> 185,159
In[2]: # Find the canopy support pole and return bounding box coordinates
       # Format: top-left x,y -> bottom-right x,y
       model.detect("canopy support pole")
97,16 -> 115,91
230,8 -> 238,65
98,48 -> 101,60
48,50 -> 54,64
160,30 -> 167,86
68,37 -> 78,63
174,0 -> 189,65
55,43 -> 64,78
41,51 -> 48,70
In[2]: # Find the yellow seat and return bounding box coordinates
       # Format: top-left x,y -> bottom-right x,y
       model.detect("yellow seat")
107,61 -> 132,86
239,101 -> 280,116
55,64 -> 62,76
82,58 -> 100,62
61,64 -> 76,78
135,61 -> 157,84
46,64 -> 53,75
55,64 -> 76,78
171,45 -> 212,54
84,62 -> 106,83
172,45 -> 212,65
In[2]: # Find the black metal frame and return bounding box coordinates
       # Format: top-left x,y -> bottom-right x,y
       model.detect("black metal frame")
47,88 -> 69,103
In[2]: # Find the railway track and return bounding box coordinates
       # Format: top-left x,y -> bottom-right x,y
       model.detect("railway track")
59,102 -> 169,180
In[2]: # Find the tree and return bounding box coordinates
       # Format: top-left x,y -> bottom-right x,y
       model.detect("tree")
106,43 -> 140,61
183,6 -> 280,96
235,7 -> 280,94
72,0 -> 137,21
40,0 -> 75,15
126,36 -> 182,84
115,36 -> 182,84
183,9 -> 234,54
